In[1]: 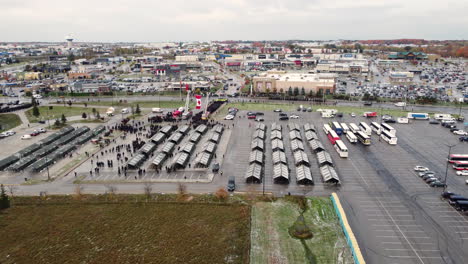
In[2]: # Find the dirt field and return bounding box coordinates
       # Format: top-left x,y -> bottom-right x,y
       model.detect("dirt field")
0,197 -> 250,264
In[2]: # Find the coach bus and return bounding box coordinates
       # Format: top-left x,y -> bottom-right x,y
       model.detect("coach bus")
323,124 -> 333,135
359,122 -> 372,136
349,123 -> 360,134
327,130 -> 341,145
380,123 -> 396,136
331,122 -> 344,135
346,131 -> 358,144
356,131 -> 371,145
380,130 -> 398,145
453,161 -> 468,170
370,122 -> 381,135
448,154 -> 468,163
334,140 -> 349,158
340,123 -> 350,134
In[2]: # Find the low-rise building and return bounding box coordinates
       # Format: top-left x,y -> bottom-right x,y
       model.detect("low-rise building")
252,71 -> 336,94
389,72 -> 414,83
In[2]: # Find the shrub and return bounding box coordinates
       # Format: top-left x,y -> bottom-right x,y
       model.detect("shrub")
215,188 -> 229,202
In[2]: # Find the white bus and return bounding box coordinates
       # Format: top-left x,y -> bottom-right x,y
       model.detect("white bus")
345,131 -> 358,144
323,124 -> 333,135
340,123 -> 350,134
334,140 -> 349,158
380,123 -> 396,136
359,122 -> 372,136
370,122 -> 381,135
356,131 -> 371,145
349,123 -> 360,134
380,130 -> 398,145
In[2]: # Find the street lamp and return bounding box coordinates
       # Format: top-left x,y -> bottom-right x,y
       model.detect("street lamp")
443,144 -> 456,192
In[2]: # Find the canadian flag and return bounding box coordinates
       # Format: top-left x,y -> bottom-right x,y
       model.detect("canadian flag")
195,95 -> 202,109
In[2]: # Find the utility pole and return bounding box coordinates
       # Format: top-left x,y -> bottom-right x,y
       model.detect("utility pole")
443,144 -> 456,192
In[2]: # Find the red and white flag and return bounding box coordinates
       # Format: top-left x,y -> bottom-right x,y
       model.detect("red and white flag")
195,95 -> 202,109
185,84 -> 189,91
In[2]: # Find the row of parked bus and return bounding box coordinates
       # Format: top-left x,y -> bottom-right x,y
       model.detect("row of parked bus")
322,124 -> 348,158
328,121 -> 398,146
448,154 -> 468,171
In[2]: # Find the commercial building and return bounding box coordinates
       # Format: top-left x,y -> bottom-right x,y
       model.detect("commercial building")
388,52 -> 428,60
389,72 -> 414,83
252,71 -> 336,94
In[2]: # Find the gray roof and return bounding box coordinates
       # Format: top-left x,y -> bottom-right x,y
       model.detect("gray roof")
289,130 -> 302,141
255,123 -> 266,131
160,125 -> 174,135
35,144 -> 59,158
253,130 -> 265,140
16,143 -> 41,158
288,123 -> 301,132
304,123 -> 316,132
296,165 -> 314,184
181,142 -> 195,154
195,124 -> 208,134
317,151 -> 333,166
189,132 -> 202,143
271,123 -> 282,132
272,150 -> 287,165
161,142 -> 176,154
194,152 -> 212,167
30,156 -> 55,172
8,156 -> 36,171
245,163 -> 262,181
172,152 -> 190,167
271,130 -> 282,140
273,163 -> 289,181
168,132 -> 184,144
202,141 -> 217,154
151,132 -> 166,144
305,131 -> 318,141
152,152 -> 168,167
0,155 -> 20,171
213,124 -> 224,134
140,142 -> 157,154
320,165 -> 340,184
178,125 -> 190,135
208,132 -> 221,144
290,139 -> 304,152
309,139 -> 325,152
251,138 -> 264,151
127,153 -> 146,168
293,151 -> 310,166
271,139 -> 284,151
249,150 -> 264,165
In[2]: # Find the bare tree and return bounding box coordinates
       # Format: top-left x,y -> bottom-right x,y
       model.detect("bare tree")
143,182 -> 153,199
105,185 -> 117,200
7,185 -> 17,198
74,184 -> 84,200
177,183 -> 187,202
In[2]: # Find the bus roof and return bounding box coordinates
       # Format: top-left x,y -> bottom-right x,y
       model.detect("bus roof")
381,130 -> 396,137
381,123 -> 395,130
356,131 -> 370,138
450,154 -> 468,158
454,161 -> 468,164
335,140 -> 347,149
329,130 -> 339,138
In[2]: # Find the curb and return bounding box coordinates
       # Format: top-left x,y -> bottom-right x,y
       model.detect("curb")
330,192 -> 366,264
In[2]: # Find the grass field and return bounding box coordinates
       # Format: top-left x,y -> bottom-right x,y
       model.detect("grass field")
0,198 -> 250,264
25,106 -> 106,123
0,113 -> 22,132
251,197 -> 353,264
77,100 -> 193,109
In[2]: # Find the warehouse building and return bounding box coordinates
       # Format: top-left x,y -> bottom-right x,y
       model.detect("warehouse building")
252,71 -> 336,94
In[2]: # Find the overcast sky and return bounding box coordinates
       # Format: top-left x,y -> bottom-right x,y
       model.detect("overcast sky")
1,0 -> 467,42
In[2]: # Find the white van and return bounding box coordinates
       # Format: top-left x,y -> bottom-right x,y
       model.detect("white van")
397,117 -> 409,124
152,108 -> 163,113
121,108 -> 129,114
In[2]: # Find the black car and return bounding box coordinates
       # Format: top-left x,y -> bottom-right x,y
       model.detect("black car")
460,136 -> 468,142
384,119 -> 396,123
227,176 -> 236,192
442,191 -> 456,199
429,120 -> 440,124
279,116 -> 289,120
279,113 -> 287,117
255,112 -> 264,116
336,113 -> 343,117
450,127 -> 459,132
212,163 -> 220,173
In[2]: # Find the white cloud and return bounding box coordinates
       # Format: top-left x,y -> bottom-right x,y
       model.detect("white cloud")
0,0 -> 466,41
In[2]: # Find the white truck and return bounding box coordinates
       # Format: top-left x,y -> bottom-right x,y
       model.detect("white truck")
394,102 -> 406,107
434,113 -> 453,120
106,107 -> 115,116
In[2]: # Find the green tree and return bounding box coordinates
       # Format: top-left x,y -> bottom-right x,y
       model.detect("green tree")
316,89 -> 323,98
26,91 -> 33,97
92,108 -> 97,118
32,105 -> 40,117
0,184 -> 10,210
82,112 -> 87,119
404,46 -> 412,52
265,88 -> 271,95
96,112 -> 101,119
293,87 -> 299,96
54,119 -> 61,127
288,87 -> 293,96
279,88 -> 284,94
309,90 -> 315,97
135,104 -> 141,115
61,114 -> 67,124
301,87 -> 305,96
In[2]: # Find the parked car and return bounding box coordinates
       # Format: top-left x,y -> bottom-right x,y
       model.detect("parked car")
255,117 -> 264,122
290,115 -> 300,119
21,135 -> 32,140
307,107 -> 312,112
425,177 -> 439,184
247,115 -> 256,119
350,113 -> 356,117
419,171 -> 435,177
212,163 -> 220,173
224,115 -> 235,120
274,109 -> 282,112
430,181 -> 446,187
460,136 -> 468,142
422,174 -> 437,180
453,130 -> 467,135
414,166 -> 429,172
279,116 -> 289,120
429,120 -> 440,124
279,113 -> 287,117
227,176 -> 236,192
30,131 -> 40,136
449,127 -> 459,132
37,128 -> 47,133
255,112 -> 264,116
384,119 -> 396,123
442,191 -> 456,199
456,171 -> 468,176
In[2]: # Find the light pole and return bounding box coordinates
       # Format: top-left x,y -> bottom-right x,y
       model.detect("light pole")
443,144 -> 456,192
